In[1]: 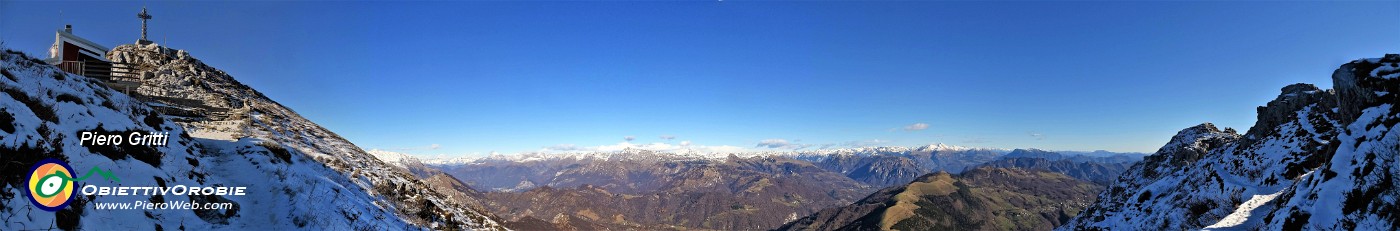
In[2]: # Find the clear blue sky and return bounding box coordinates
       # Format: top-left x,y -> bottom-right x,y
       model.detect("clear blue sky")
3,1 -> 1397,157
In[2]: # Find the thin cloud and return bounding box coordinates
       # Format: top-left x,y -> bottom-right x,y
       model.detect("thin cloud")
1028,132 -> 1046,140
660,135 -> 677,141
536,141 -> 745,154
755,139 -> 814,149
543,144 -> 586,151
818,139 -> 891,149
756,139 -> 791,148
624,136 -> 636,142
903,123 -> 930,131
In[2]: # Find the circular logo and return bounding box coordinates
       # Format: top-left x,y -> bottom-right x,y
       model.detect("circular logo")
27,158 -> 76,212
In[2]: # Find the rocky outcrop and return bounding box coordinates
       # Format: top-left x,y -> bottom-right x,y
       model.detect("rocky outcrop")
1332,54 -> 1400,124
108,44 -> 256,116
1261,54 -> 1400,230
1246,84 -> 1337,141
1137,123 -> 1242,179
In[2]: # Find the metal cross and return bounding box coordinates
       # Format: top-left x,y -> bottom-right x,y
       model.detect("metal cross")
137,7 -> 152,41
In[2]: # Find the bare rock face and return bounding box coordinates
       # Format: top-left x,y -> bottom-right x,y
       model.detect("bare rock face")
1333,54 -> 1400,124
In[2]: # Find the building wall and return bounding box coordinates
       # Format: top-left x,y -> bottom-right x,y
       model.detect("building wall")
58,42 -> 112,80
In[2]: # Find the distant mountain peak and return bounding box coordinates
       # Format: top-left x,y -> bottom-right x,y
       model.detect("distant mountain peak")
917,143 -> 971,151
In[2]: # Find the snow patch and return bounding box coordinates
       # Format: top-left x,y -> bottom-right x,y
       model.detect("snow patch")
1203,190 -> 1285,230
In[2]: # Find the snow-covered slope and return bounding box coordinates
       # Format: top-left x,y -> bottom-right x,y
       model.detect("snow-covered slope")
0,44 -> 505,230
1062,54 -> 1400,230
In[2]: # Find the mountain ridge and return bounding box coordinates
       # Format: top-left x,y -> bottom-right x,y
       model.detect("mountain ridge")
0,44 -> 507,230
1063,54 -> 1400,230
776,167 -> 1101,231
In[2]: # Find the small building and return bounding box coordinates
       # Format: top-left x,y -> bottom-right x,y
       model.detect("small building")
44,25 -> 141,93
45,25 -> 114,79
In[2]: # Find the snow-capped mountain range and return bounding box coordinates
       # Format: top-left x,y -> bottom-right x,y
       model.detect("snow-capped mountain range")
416,143 -> 1008,165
